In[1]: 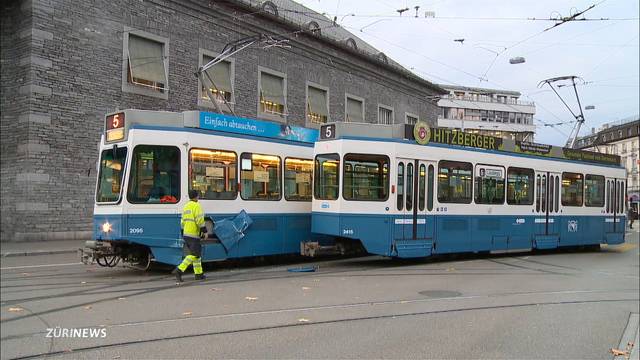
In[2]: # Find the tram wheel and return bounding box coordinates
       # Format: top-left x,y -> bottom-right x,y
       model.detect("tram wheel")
129,249 -> 153,271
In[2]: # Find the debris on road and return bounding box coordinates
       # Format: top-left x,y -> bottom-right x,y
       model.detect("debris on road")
182,311 -> 192,316
287,266 -> 318,272
610,348 -> 629,356
298,318 -> 310,322
245,296 -> 258,301
8,307 -> 23,312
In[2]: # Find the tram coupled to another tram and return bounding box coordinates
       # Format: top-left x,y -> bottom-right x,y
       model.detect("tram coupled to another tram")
85,109 -> 334,268
311,126 -> 627,259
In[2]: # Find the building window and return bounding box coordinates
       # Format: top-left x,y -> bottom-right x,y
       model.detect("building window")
306,84 -> 329,125
561,172 -> 583,207
189,148 -> 237,200
258,68 -> 287,121
437,160 -> 473,204
343,154 -> 389,201
240,153 -> 281,201
405,113 -> 419,125
378,105 -> 394,125
345,94 -> 364,123
198,51 -> 234,109
122,30 -> 169,99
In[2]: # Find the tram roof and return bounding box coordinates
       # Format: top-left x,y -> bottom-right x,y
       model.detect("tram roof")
103,109 -> 319,145
318,122 -> 623,168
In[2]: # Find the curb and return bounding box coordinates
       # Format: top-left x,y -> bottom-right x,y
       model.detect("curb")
1,249 -> 79,258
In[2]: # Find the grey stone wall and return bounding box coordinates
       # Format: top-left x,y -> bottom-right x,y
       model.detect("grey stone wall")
0,0 -> 442,241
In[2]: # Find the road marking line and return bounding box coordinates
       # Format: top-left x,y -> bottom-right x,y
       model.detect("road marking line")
0,262 -> 81,270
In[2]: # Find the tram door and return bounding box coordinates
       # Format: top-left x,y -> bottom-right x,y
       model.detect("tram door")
605,178 -> 625,235
394,159 -> 436,242
535,171 -> 560,237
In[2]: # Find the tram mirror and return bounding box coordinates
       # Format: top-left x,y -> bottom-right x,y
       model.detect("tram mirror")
112,144 -> 117,161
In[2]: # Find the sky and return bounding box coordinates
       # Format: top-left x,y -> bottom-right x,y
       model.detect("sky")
295,0 -> 640,145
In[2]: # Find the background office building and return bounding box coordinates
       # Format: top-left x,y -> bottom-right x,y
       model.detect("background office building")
1,0 -> 445,241
436,85 -> 536,142
574,116 -> 640,204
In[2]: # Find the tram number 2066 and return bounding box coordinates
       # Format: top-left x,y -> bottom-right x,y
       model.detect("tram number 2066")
129,228 -> 144,234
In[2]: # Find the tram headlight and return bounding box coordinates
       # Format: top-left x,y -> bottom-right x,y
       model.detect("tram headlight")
102,222 -> 112,233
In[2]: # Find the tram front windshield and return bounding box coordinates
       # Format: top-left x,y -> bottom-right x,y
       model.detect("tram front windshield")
96,147 -> 127,203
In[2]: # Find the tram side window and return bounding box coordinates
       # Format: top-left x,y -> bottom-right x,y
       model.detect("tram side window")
127,145 -> 180,204
284,158 -> 313,202
474,165 -> 505,204
397,162 -> 404,210
189,149 -> 237,200
418,164 -> 426,211
561,172 -> 583,207
96,147 -> 127,203
438,161 -> 473,204
240,153 -> 281,201
314,154 -> 339,200
584,174 -> 605,207
507,167 -> 534,205
343,154 -> 389,201
427,165 -> 434,211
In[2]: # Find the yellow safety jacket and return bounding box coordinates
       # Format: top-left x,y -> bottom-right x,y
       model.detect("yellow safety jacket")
181,200 -> 205,238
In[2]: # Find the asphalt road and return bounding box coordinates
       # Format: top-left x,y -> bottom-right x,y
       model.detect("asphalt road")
1,228 -> 638,359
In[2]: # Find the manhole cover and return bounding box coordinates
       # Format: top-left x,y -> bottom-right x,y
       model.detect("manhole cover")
418,290 -> 462,298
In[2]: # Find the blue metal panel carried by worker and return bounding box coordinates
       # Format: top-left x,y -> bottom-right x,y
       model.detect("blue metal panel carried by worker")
214,210 -> 253,251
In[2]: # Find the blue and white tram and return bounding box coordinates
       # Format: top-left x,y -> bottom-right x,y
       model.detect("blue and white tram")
88,109 -> 327,267
311,124 -> 627,258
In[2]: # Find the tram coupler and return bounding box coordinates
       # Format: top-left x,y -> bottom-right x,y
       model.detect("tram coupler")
300,241 -> 345,257
79,240 -> 116,265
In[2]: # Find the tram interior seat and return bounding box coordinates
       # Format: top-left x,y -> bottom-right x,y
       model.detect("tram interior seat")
147,186 -> 166,202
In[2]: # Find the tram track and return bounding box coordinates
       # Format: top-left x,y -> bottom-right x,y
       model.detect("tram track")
5,295 -> 638,360
1,252 -> 633,324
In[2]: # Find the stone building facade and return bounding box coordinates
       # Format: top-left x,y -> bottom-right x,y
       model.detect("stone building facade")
574,116 -> 640,204
1,0 -> 444,241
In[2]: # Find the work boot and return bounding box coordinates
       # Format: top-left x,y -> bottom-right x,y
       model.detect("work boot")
194,273 -> 206,281
172,268 -> 183,283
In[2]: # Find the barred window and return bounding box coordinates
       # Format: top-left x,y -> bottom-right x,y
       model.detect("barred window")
378,105 -> 394,125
